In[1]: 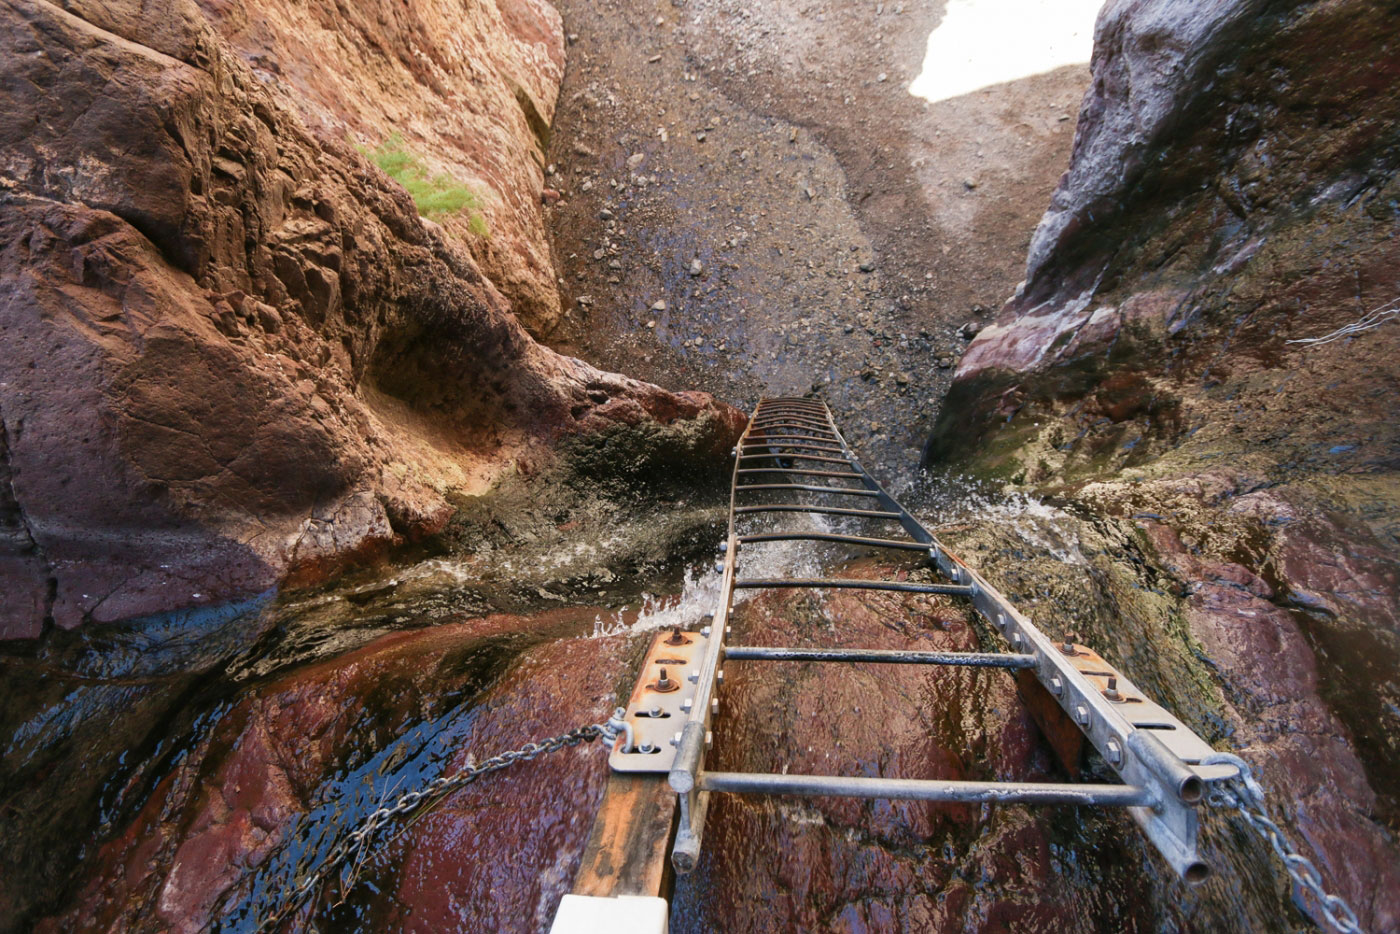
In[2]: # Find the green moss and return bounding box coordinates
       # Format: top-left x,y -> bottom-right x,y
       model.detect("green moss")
362,134 -> 489,235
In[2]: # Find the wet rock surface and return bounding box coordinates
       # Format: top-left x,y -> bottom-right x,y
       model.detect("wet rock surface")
0,0 -> 742,639
674,557 -> 1149,933
20,605 -> 631,933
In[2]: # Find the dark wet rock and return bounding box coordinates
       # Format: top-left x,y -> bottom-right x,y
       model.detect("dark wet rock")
0,0 -> 742,639
674,558 -> 1151,932
28,607 -> 631,933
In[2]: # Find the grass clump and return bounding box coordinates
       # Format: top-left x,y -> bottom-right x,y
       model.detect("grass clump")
363,133 -> 489,236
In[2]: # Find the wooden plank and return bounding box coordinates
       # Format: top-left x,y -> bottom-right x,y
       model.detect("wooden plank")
572,771 -> 678,898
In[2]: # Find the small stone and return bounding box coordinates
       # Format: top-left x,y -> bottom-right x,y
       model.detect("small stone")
803,187 -> 815,200
647,54 -> 662,63
895,372 -> 909,386
541,188 -> 561,204
546,163 -> 557,175
599,208 -> 614,220
651,300 -> 667,312
959,321 -> 982,339
789,127 -> 798,143
937,356 -> 954,369
580,179 -> 593,192
858,262 -> 874,273
627,152 -> 646,168
695,132 -> 707,142
689,258 -> 703,276
962,179 -> 978,190
592,249 -> 606,260
646,320 -> 656,328
608,259 -> 622,270
577,295 -> 594,307
567,32 -> 579,43
877,72 -> 888,82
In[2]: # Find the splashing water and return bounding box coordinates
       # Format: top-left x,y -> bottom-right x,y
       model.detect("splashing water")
589,512 -> 836,638
903,470 -> 1089,567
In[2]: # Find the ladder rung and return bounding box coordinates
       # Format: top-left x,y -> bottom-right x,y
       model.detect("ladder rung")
751,418 -> 831,428
734,505 -> 899,519
734,578 -> 973,595
736,468 -> 862,479
738,453 -> 853,466
746,434 -> 840,445
697,772 -> 1153,806
734,486 -> 879,497
748,426 -> 833,436
741,442 -> 845,454
745,432 -> 839,442
749,421 -> 836,431
724,647 -> 1038,667
738,531 -> 923,548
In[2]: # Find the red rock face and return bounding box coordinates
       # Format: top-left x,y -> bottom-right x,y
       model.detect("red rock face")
33,609 -> 632,934
922,0 -> 1400,929
673,560 -> 1147,933
0,0 -> 743,639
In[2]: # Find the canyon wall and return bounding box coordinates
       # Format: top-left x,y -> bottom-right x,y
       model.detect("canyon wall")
0,0 -> 743,640
926,0 -> 1400,929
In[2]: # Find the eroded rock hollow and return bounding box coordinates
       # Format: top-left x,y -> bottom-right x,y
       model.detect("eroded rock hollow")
0,0 -> 742,640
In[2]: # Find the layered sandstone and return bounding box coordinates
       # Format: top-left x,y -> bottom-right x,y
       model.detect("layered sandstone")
0,0 -> 743,640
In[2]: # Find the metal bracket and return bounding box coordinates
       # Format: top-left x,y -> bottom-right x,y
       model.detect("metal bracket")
944,550 -> 1227,883
610,628 -> 710,773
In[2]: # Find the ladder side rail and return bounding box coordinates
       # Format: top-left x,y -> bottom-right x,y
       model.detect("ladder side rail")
823,408 -> 1216,882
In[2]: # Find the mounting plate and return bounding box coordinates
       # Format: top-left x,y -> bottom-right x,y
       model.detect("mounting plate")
610,629 -> 710,773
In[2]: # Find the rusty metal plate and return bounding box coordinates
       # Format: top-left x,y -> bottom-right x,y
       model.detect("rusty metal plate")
1061,644 -> 1235,781
610,628 -> 709,773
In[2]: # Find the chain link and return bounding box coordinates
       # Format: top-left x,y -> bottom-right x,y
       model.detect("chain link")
247,708 -> 627,933
1201,753 -> 1364,934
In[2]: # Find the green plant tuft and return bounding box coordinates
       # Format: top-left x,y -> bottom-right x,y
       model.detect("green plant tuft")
362,133 -> 489,235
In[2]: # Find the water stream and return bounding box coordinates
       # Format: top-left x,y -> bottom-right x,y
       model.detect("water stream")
1,477 -> 1327,931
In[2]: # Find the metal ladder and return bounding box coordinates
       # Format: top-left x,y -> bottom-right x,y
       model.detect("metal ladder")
608,397 -> 1238,883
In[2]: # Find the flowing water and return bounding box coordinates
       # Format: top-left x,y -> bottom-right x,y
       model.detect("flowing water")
2,462 -> 1351,932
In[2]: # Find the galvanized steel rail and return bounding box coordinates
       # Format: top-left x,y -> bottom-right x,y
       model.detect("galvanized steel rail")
608,397 -> 1244,885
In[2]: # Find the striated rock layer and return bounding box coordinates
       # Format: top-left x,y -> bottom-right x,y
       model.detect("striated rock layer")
0,0 -> 744,640
926,0 -> 1400,930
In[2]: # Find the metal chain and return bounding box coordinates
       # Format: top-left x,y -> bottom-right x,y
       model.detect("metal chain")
248,708 -> 628,934
1201,753 -> 1365,934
